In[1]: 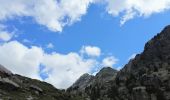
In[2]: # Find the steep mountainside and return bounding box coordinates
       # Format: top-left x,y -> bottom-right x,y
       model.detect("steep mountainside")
115,25 -> 170,100
68,25 -> 170,100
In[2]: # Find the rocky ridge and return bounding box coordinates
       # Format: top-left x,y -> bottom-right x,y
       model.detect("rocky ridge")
0,65 -> 72,100
68,25 -> 170,100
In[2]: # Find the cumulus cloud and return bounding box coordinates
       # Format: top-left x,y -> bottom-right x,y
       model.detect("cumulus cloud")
42,53 -> 96,88
1,0 -> 170,32
80,46 -> 101,57
0,41 -> 43,79
0,40 -> 119,89
104,0 -> 170,25
102,56 -> 118,67
0,41 -> 98,89
0,0 -> 93,32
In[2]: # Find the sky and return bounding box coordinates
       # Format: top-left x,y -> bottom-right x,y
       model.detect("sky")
0,0 -> 170,89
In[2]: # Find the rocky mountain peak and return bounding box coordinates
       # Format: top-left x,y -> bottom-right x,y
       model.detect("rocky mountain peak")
80,73 -> 92,79
69,73 -> 94,91
96,67 -> 117,76
95,67 -> 117,81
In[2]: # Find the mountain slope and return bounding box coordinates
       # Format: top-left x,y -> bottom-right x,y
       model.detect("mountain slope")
68,67 -> 118,99
0,65 -> 72,100
115,25 -> 170,100
68,25 -> 170,100
1,25 -> 170,100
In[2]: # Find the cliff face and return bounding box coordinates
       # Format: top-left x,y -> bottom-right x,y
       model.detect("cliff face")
68,25 -> 170,100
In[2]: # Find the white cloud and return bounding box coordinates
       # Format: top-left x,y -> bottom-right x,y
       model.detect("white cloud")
42,53 -> 96,89
0,0 -> 93,32
104,0 -> 170,25
1,0 -> 170,32
46,43 -> 54,49
102,56 -> 118,67
0,41 -> 98,89
0,41 -> 43,79
80,46 -> 101,57
0,41 -> 120,89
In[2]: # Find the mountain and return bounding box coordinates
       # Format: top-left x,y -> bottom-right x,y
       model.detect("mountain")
68,25 -> 170,100
114,25 -> 170,100
1,25 -> 170,100
0,64 -> 73,100
67,67 -> 118,99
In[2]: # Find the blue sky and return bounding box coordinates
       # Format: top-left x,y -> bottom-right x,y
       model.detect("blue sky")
8,4 -> 170,67
0,0 -> 170,89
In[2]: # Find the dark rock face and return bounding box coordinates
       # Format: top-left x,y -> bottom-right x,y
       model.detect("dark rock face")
68,25 -> 170,100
